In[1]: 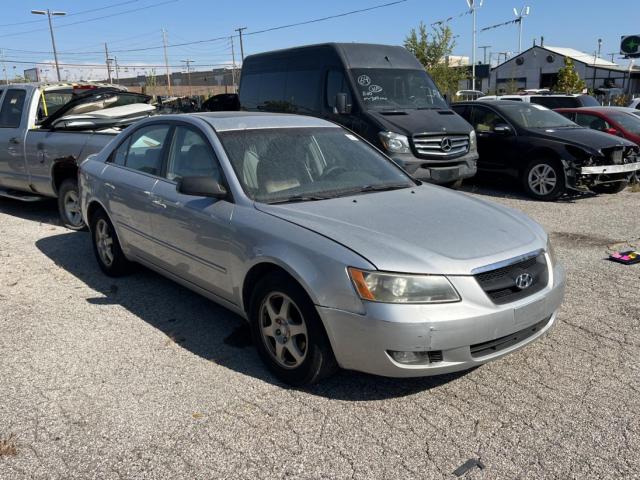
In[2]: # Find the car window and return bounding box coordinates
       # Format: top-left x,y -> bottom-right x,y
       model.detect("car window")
285,69 -> 321,113
111,137 -> 131,166
471,106 -> 507,132
0,89 -> 26,128
165,126 -> 221,182
37,89 -> 73,122
531,96 -> 578,109
326,70 -> 353,109
575,113 -> 610,131
123,124 -> 171,176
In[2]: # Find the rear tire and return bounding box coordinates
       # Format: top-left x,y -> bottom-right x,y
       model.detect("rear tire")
90,209 -> 132,277
522,158 -> 565,201
57,178 -> 86,230
249,272 -> 337,386
591,181 -> 628,194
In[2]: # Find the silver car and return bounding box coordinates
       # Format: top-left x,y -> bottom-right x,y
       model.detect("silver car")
80,112 -> 566,385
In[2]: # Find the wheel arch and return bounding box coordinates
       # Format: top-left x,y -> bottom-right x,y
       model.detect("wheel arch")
51,158 -> 79,195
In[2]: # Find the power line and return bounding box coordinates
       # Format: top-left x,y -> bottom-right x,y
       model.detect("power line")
0,0 -> 178,39
0,58 -> 232,68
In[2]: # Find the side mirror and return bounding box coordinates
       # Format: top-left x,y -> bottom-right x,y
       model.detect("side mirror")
493,123 -> 512,135
177,176 -> 228,199
334,93 -> 350,114
604,127 -> 623,137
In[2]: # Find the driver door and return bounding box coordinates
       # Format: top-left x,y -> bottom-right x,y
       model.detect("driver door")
470,105 -> 517,173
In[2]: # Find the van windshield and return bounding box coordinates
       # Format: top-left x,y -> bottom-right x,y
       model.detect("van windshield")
350,68 -> 447,111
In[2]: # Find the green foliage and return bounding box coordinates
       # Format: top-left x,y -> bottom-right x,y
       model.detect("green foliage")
554,57 -> 586,94
404,22 -> 467,98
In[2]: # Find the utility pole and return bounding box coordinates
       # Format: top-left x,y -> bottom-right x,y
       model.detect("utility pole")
104,43 -> 112,83
161,28 -> 172,96
230,36 -> 237,89
466,0 -> 483,91
181,59 -> 193,96
479,45 -> 492,65
114,57 -> 120,84
0,49 -> 8,85
31,9 -> 66,82
235,27 -> 247,61
591,39 -> 602,90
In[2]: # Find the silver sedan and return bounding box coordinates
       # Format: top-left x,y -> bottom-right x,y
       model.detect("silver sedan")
80,112 -> 566,385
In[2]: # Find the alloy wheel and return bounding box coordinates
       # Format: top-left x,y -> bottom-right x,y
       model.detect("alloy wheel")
259,292 -> 308,369
95,218 -> 115,267
528,164 -> 557,196
63,190 -> 83,227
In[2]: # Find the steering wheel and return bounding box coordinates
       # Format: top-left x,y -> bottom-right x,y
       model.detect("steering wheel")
320,166 -> 348,180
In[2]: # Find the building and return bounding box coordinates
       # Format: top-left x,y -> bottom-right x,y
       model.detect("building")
488,44 -> 640,94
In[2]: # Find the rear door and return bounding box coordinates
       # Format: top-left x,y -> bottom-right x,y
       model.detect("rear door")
100,123 -> 172,260
149,123 -> 235,302
0,88 -> 29,190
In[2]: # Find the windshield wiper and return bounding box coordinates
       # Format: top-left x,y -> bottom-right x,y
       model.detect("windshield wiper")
266,194 -> 329,204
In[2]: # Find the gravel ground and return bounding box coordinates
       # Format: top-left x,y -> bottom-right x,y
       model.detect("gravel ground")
0,184 -> 639,479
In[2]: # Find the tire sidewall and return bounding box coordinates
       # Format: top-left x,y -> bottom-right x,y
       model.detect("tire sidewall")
523,159 -> 565,201
57,179 -> 86,230
249,273 -> 335,386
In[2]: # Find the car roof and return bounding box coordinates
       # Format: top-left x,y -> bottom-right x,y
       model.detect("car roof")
555,106 -> 638,114
453,100 -> 538,108
190,111 -> 337,132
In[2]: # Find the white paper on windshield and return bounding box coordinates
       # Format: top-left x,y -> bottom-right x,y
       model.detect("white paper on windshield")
345,134 -> 359,141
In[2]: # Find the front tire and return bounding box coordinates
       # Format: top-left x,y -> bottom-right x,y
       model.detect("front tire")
57,178 -> 86,230
591,181 -> 628,194
249,272 -> 337,386
522,159 -> 565,201
90,209 -> 132,277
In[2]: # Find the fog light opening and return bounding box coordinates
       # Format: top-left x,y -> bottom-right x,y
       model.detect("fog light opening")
388,350 -> 442,365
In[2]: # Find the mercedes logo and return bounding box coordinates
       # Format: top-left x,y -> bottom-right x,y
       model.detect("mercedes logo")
440,137 -> 452,152
515,273 -> 534,290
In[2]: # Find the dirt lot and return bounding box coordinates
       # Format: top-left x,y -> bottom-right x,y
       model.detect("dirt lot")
1,185 -> 639,479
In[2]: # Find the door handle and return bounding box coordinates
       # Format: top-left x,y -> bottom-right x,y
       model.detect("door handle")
9,137 -> 20,145
104,182 -> 115,190
152,199 -> 167,209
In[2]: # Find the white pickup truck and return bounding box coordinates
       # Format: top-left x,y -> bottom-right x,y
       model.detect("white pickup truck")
0,82 -> 154,229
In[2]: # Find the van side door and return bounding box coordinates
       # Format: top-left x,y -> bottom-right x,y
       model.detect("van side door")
0,88 -> 29,190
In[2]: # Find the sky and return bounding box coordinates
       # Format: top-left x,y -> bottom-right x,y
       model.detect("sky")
0,0 -> 635,82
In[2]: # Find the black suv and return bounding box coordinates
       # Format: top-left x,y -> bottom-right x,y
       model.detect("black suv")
452,101 -> 639,200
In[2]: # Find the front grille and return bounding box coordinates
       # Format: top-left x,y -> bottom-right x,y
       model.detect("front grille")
428,351 -> 443,363
470,316 -> 552,358
412,134 -> 469,158
474,252 -> 548,305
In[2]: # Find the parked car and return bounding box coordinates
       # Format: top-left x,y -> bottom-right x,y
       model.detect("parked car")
238,43 -> 478,186
0,83 -> 154,229
201,93 -> 240,112
451,101 -> 640,199
555,106 -> 640,146
80,112 -> 565,385
478,93 -> 600,109
628,98 -> 640,110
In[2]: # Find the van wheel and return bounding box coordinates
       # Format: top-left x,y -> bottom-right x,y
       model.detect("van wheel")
591,181 -> 628,194
522,159 -> 565,201
90,209 -> 132,277
249,272 -> 337,386
57,179 -> 86,230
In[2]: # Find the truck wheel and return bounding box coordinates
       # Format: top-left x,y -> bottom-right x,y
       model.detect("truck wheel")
90,209 -> 132,277
591,181 -> 628,194
249,272 -> 337,386
522,159 -> 565,201
57,179 -> 86,230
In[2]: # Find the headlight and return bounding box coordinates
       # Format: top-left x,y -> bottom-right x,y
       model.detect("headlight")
469,129 -> 477,151
379,131 -> 410,154
546,236 -> 557,267
348,268 -> 460,303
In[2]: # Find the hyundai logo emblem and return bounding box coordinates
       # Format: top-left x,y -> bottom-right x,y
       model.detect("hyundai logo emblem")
440,137 -> 452,152
515,273 -> 534,290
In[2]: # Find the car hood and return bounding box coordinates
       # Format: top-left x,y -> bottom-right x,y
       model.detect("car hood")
368,108 -> 473,136
530,126 -> 635,152
255,185 -> 546,275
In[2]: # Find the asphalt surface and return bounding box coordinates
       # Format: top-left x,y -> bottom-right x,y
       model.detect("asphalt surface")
1,184 -> 639,479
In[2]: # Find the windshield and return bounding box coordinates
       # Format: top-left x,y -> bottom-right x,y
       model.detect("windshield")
500,104 -> 578,129
609,112 -> 640,135
350,68 -> 447,111
218,127 -> 414,204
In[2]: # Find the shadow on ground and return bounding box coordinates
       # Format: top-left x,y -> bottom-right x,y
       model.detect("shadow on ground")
0,197 -> 60,225
35,231 -> 466,400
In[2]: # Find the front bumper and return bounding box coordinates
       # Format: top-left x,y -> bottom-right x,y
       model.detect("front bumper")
580,161 -> 640,175
319,261 -> 566,378
390,150 -> 478,184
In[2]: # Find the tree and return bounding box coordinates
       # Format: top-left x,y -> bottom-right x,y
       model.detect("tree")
554,57 -> 586,94
404,22 -> 466,98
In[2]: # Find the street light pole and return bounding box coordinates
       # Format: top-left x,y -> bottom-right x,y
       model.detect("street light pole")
31,9 -> 66,82
181,59 -> 193,96
467,0 -> 483,91
513,6 -> 531,54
